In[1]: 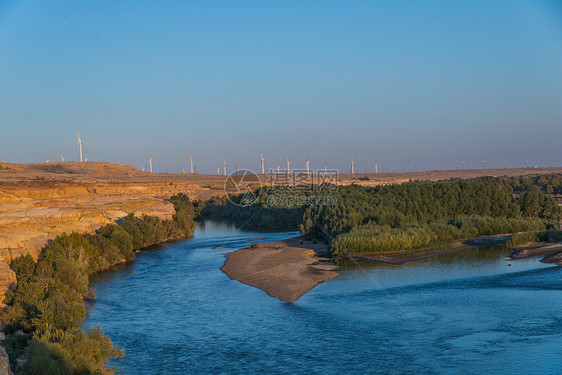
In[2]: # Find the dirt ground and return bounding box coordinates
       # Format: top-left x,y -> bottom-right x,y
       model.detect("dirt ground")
221,237 -> 338,302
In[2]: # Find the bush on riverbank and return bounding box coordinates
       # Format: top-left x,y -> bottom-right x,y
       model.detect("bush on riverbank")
1,194 -> 196,374
506,230 -> 562,247
331,216 -> 547,255
199,187 -> 307,230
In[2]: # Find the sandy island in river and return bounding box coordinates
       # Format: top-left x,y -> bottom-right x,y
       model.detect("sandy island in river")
222,236 -> 562,302
221,237 -> 339,302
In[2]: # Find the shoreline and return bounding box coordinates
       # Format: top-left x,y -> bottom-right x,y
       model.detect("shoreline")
338,235 -> 512,265
510,242 -> 562,265
221,237 -> 338,302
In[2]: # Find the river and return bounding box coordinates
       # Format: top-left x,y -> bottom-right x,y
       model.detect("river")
84,221 -> 562,374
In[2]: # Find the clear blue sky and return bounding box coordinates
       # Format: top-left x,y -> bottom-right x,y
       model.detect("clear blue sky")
1,0 -> 561,173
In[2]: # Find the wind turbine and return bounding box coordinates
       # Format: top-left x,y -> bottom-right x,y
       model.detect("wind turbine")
217,167 -> 220,175
189,153 -> 194,174
351,158 -> 355,174
375,163 -> 378,173
524,159 -> 528,168
324,164 -> 328,174
546,157 -> 550,167
305,157 -> 310,175
260,153 -> 265,174
60,153 -> 64,162
461,161 -> 465,170
286,156 -> 290,174
149,153 -> 153,173
45,155 -> 49,163
223,157 -> 227,175
84,153 -> 88,162
503,159 -> 507,168
182,167 -> 185,174
77,130 -> 83,162
277,162 -> 280,174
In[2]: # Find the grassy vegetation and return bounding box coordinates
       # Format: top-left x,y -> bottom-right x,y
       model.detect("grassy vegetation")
331,216 -> 546,255
506,230 -> 562,247
1,193 -> 196,374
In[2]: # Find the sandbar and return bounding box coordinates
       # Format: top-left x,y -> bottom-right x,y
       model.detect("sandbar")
221,237 -> 338,302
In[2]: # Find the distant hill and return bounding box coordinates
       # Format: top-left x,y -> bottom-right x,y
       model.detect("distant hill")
0,162 -> 143,176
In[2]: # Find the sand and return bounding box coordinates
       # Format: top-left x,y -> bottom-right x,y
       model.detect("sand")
221,237 -> 338,302
510,242 -> 562,265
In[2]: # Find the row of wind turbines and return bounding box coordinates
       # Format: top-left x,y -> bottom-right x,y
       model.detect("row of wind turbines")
165,153 -> 552,176
50,131 -> 551,174
151,152 -> 381,175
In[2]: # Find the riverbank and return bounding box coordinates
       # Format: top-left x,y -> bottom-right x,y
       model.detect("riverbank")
510,242 -> 562,265
338,235 -> 512,265
221,237 -> 338,302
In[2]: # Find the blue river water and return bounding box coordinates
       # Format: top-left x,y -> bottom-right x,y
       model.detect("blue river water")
84,221 -> 562,374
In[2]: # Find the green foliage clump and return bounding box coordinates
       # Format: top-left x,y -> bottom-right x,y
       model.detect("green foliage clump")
507,230 -> 562,247
199,186 -> 306,230
331,216 -> 547,255
301,177 -> 560,246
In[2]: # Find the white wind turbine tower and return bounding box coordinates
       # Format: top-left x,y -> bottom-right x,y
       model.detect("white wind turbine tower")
149,153 -> 153,173
189,153 -> 194,174
223,157 -> 227,175
524,159 -> 528,168
217,167 -> 220,175
60,153 -> 64,162
503,160 -> 507,168
77,130 -> 83,162
324,164 -> 327,174
375,163 -> 378,173
305,157 -> 310,175
286,156 -> 291,174
260,153 -> 265,174
351,158 -> 355,174
84,153 -> 88,162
